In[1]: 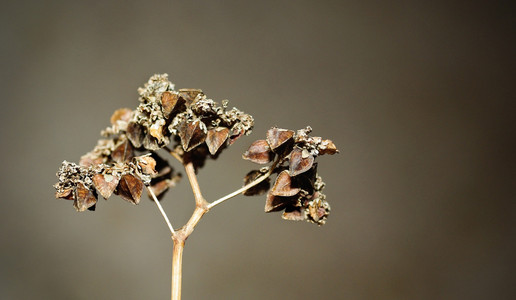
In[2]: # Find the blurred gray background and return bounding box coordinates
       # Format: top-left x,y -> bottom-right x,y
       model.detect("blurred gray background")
1,0 -> 514,299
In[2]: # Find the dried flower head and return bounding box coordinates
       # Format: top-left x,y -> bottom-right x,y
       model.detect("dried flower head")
54,74 -> 253,211
242,126 -> 338,225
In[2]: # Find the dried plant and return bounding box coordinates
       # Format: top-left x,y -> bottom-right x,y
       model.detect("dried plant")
53,74 -> 338,299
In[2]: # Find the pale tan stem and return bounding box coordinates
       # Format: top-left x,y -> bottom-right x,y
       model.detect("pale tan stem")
147,186 -> 175,236
171,238 -> 184,300
208,159 -> 280,209
183,160 -> 208,207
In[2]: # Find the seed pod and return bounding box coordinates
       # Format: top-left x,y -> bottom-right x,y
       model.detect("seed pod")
289,147 -> 314,176
178,119 -> 207,152
55,187 -> 74,200
111,140 -> 134,163
117,174 -> 143,205
93,173 -> 120,199
319,139 -> 339,155
160,91 -> 180,117
282,207 -> 306,221
136,156 -> 157,175
271,170 -> 300,197
110,108 -> 133,125
242,140 -> 273,164
74,183 -> 97,212
228,128 -> 244,145
206,127 -> 229,155
179,89 -> 203,105
264,191 -> 297,212
126,122 -> 144,148
266,127 -> 294,150
142,133 -> 160,150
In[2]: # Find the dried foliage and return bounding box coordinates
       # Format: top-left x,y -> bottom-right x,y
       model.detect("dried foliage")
54,74 -> 338,227
54,74 -> 252,211
243,126 -> 338,225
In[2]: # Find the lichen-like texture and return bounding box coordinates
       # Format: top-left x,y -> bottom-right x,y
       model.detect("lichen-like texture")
54,74 -> 254,211
243,127 -> 338,225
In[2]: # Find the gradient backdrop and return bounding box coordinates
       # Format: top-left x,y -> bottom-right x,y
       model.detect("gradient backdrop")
1,1 -> 514,299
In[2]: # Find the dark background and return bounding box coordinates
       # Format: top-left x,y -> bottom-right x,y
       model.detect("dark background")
1,1 -> 514,299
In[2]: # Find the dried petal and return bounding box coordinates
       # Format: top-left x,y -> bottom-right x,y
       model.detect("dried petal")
93,173 -> 120,199
289,147 -> 314,176
282,207 -> 306,221
264,191 -> 296,212
127,122 -> 144,148
74,183 -> 97,212
266,127 -> 294,150
243,170 -> 270,196
110,108 -> 133,125
206,127 -> 229,155
319,139 -> 339,155
160,91 -> 180,117
271,170 -> 300,197
179,119 -> 207,152
111,140 -> 134,163
117,174 -> 143,204
242,140 -> 273,164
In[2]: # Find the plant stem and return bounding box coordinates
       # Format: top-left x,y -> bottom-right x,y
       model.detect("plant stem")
183,159 -> 208,207
171,238 -> 184,300
147,185 -> 175,237
208,158 -> 280,209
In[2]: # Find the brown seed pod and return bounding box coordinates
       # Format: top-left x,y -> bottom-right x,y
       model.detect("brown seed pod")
206,127 -> 230,155
271,170 -> 301,197
282,207 -> 306,221
126,122 -> 144,148
93,173 -> 120,199
242,140 -> 273,164
74,183 -> 97,212
319,139 -> 339,155
116,174 -> 143,204
179,89 -> 203,105
111,140 -> 134,163
266,127 -> 294,150
137,156 -> 157,175
264,191 -> 297,212
142,133 -> 160,150
228,128 -> 245,145
160,91 -> 180,117
243,170 -> 271,196
55,187 -> 74,200
110,108 -> 133,125
178,119 -> 207,152
289,147 -> 314,177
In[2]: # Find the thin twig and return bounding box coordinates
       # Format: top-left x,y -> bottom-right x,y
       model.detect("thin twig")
147,185 -> 176,236
208,159 -> 280,209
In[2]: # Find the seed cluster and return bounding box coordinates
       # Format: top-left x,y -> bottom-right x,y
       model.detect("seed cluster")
54,74 -> 252,211
242,127 -> 338,225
